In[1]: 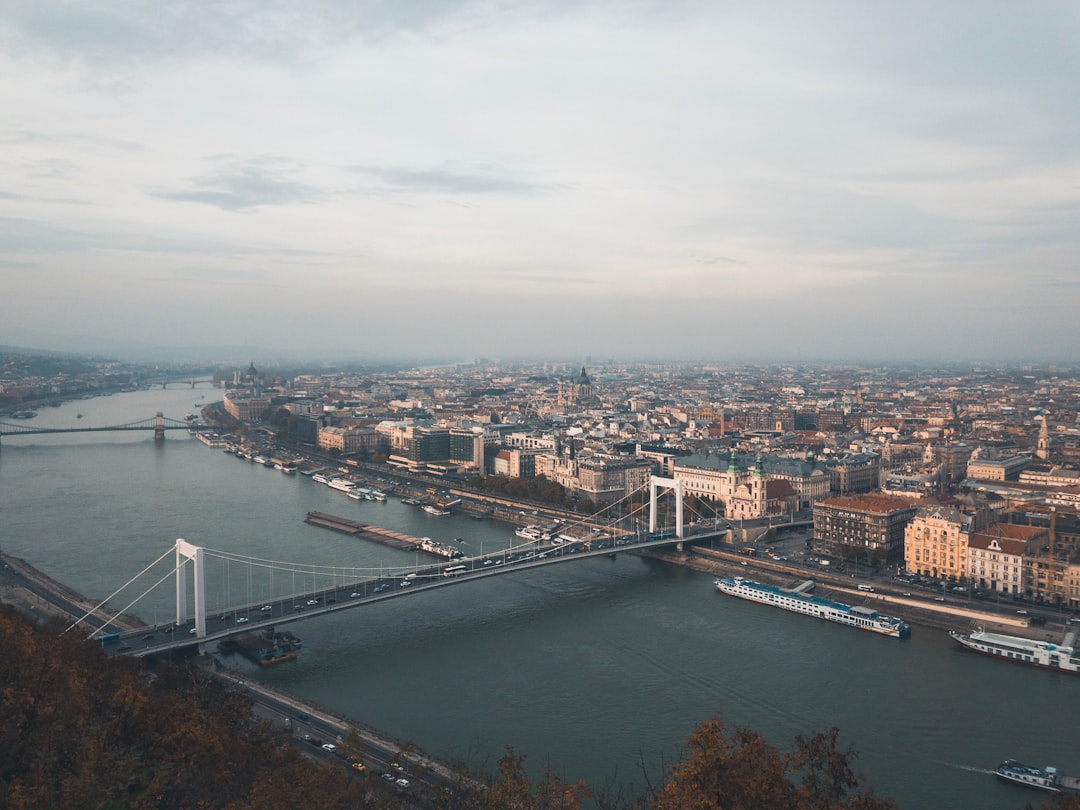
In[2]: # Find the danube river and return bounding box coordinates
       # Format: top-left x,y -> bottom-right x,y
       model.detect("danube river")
1,389 -> 1076,809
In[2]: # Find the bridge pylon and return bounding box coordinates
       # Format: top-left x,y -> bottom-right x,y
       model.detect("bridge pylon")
154,411 -> 165,442
649,475 -> 685,543
175,539 -> 207,638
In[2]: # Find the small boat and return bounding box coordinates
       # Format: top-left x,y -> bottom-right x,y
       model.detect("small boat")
995,760 -> 1080,794
423,505 -> 451,516
76,413 -> 83,419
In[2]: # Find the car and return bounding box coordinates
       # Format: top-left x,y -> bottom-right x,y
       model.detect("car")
294,604 -> 305,611
1016,609 -> 1028,614
381,772 -> 396,782
306,599 -> 320,605
143,634 -> 155,640
163,627 -> 173,633
235,617 -> 248,624
350,761 -> 366,772
395,778 -> 410,789
321,743 -> 337,753
350,592 -> 362,598
188,627 -> 197,634
302,734 -> 312,741
400,580 -> 412,587
260,605 -> 273,612
307,737 -> 323,747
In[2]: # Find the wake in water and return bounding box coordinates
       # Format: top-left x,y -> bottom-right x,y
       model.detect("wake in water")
945,762 -> 996,775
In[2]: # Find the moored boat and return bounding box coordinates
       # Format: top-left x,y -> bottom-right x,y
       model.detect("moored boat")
715,577 -> 910,638
949,627 -> 1079,674
423,504 -> 451,516
995,760 -> 1080,794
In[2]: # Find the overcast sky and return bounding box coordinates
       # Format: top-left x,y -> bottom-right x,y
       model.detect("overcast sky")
2,2 -> 1078,364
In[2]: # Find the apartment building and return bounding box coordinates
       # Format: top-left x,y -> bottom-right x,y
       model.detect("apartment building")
813,493 -> 917,565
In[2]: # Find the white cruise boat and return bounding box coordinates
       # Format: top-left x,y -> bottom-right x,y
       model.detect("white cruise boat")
516,525 -> 542,541
715,577 -> 910,638
995,760 -> 1080,793
949,627 -> 1079,674
327,478 -> 356,493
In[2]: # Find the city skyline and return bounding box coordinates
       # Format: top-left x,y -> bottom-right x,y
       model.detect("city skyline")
2,2 -> 1079,363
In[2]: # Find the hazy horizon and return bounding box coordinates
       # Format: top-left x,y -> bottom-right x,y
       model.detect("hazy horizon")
3,2 -> 1078,363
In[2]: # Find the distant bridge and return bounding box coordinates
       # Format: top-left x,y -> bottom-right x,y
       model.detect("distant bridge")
0,413 -> 212,442
150,377 -> 218,389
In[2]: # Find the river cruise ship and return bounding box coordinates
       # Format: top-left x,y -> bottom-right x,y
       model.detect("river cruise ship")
715,577 -> 911,638
949,627 -> 1079,674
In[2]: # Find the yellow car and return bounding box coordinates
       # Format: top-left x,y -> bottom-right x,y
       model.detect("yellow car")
350,761 -> 366,772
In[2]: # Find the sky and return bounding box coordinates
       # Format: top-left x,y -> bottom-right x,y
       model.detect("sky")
2,1 -> 1079,364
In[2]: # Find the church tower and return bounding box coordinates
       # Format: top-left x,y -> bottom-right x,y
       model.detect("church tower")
1036,416 -> 1051,461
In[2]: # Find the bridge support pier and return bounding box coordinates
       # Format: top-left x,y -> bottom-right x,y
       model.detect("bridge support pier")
649,475 -> 685,540
154,411 -> 165,442
175,539 -> 207,637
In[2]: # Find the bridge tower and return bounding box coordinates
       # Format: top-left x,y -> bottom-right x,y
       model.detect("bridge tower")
154,411 -> 166,442
649,475 -> 685,540
175,539 -> 207,638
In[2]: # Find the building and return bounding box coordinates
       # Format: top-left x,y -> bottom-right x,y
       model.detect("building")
223,390 -> 271,421
317,425 -> 384,455
813,494 -> 917,566
386,425 -> 485,474
823,452 -> 881,495
904,506 -> 976,582
966,453 -> 1031,481
968,523 -> 1047,596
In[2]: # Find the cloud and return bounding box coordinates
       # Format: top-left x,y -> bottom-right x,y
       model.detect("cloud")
153,158 -> 322,211
346,163 -> 553,196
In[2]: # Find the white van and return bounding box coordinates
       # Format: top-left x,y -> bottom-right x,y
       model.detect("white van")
857,584 -> 874,592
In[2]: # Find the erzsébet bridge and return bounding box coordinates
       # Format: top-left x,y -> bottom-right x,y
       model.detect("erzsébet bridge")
67,477 -> 725,657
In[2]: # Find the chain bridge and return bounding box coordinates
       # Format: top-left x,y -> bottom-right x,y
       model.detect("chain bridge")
0,412 -> 210,442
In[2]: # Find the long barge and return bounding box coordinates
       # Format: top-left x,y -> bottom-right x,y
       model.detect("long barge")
303,511 -> 462,558
715,576 -> 911,638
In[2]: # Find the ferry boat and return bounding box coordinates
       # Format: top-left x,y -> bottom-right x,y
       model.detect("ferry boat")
311,473 -> 331,484
423,504 -> 451,516
948,626 -> 1079,674
715,577 -> 911,638
516,525 -> 543,541
370,489 -> 387,501
995,760 -> 1080,794
327,478 -> 356,493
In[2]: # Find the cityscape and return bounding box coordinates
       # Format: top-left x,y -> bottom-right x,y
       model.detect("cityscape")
3,1 -> 1079,808
2,348 -> 1080,807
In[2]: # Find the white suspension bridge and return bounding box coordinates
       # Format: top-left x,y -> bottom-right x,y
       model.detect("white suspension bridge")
67,476 -> 729,657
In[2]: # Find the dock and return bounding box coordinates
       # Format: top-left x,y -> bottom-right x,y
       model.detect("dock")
303,511 -> 461,558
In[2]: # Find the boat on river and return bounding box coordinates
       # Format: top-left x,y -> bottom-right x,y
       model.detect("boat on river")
949,626 -> 1079,674
715,577 -> 911,638
995,760 -> 1080,794
423,504 -> 451,516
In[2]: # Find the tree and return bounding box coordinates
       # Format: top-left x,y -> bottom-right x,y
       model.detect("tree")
653,716 -> 898,810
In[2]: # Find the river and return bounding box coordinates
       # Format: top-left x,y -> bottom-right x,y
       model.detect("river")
1,388 -> 1076,809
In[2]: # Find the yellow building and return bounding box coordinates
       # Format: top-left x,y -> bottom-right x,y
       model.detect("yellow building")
904,506 -> 974,582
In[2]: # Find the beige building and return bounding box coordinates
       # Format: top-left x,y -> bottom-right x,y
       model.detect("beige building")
223,390 -> 271,421
904,506 -> 975,582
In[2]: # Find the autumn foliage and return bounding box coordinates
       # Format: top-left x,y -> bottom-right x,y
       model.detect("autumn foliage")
0,604 -> 371,809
